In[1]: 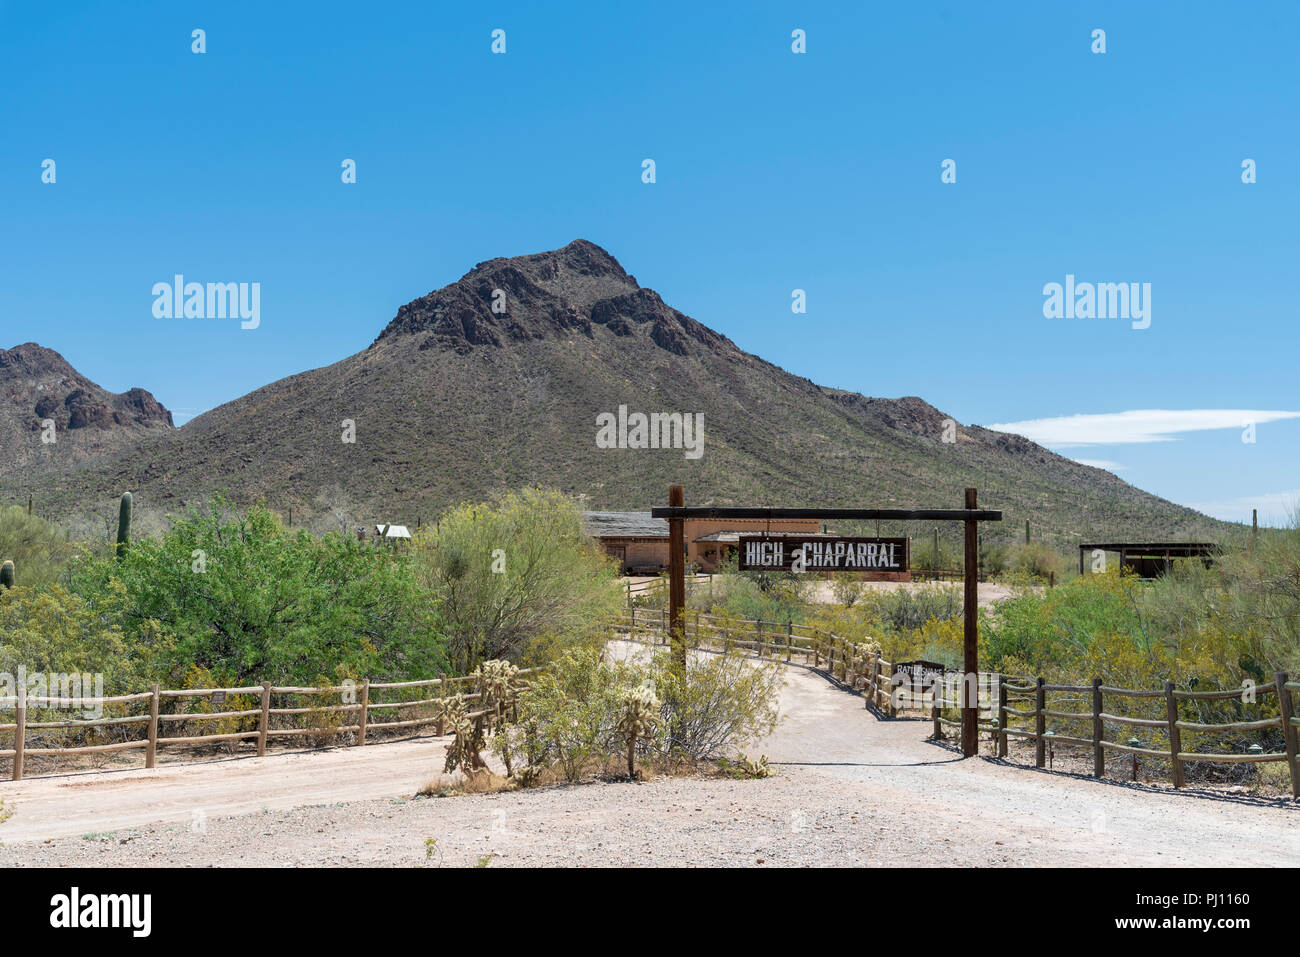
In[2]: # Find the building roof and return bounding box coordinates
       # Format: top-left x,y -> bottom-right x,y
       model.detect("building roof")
693,530 -> 836,543
1078,542 -> 1217,556
376,524 -> 412,539
581,511 -> 669,539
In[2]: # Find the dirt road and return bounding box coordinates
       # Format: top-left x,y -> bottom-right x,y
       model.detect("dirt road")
1,656 -> 1296,866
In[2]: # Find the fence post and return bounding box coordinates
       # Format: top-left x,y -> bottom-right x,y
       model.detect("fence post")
258,681 -> 272,757
12,693 -> 25,781
1091,677 -> 1104,777
1164,680 -> 1184,789
1275,672 -> 1298,800
872,652 -> 882,710
146,683 -> 160,769
756,620 -> 763,657
358,678 -> 370,746
1034,677 -> 1046,768
997,674 -> 1008,757
785,621 -> 793,663
932,679 -> 942,738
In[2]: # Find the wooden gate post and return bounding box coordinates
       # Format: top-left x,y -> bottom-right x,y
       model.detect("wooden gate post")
1275,672 -> 1298,800
961,488 -> 980,757
667,485 -> 686,674
12,693 -> 25,781
1091,678 -> 1104,777
997,674 -> 1008,758
1164,680 -> 1185,789
146,683 -> 160,769
1034,677 -> 1046,768
258,681 -> 272,757
358,679 -> 370,746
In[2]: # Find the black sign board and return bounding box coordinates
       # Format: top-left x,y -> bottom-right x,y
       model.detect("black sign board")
892,660 -> 947,687
738,536 -> 908,573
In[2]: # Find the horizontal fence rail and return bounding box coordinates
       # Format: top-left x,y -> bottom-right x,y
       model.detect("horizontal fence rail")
0,670 -> 538,783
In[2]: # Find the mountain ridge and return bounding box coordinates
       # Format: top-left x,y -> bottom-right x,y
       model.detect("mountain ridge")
0,240 -> 1233,546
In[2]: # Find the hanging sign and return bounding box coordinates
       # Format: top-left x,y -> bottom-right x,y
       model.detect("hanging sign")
738,536 -> 908,573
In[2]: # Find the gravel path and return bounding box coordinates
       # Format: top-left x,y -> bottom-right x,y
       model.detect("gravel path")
2,655 -> 1296,867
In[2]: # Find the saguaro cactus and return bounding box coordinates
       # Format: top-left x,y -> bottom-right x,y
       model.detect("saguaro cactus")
116,492 -> 133,559
0,560 -> 13,589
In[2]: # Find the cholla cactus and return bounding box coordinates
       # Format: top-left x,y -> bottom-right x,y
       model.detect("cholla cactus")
431,693 -> 467,736
443,712 -> 486,774
617,684 -> 660,780
473,659 -> 523,728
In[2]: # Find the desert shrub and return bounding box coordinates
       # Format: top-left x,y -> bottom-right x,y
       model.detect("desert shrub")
0,506 -> 76,590
865,584 -> 962,633
717,752 -> 772,779
980,544 -> 1009,579
653,649 -> 782,759
802,605 -> 883,650
499,644 -> 784,783
878,615 -> 970,672
911,535 -> 960,572
0,583 -> 144,690
72,499 -> 443,687
413,488 -> 623,671
1006,543 -> 1064,582
830,576 -> 867,607
171,663 -> 260,751
507,647 -> 643,782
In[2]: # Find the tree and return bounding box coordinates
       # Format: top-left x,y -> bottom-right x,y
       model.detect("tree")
0,505 -> 76,590
74,499 -> 445,686
413,488 -> 623,670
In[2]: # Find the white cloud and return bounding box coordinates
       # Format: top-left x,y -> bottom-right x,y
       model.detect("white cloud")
1071,459 -> 1126,471
1187,490 -> 1300,527
986,409 -> 1300,448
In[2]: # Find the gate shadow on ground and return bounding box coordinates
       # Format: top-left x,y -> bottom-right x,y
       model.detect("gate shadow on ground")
768,755 -> 966,769
923,736 -> 1299,811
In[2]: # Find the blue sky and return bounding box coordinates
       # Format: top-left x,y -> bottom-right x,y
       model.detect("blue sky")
2,1 -> 1297,524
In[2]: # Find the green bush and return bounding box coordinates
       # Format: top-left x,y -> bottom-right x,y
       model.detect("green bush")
864,584 -> 962,633
71,499 -> 444,687
500,643 -> 784,783
653,648 -> 782,759
0,506 -> 76,590
413,488 -> 623,671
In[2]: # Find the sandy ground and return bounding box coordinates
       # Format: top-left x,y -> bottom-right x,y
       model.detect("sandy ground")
1,653 -> 1296,867
803,579 -> 1024,607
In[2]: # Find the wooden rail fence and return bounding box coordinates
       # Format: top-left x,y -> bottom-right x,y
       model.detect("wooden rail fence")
0,670 -> 536,783
621,608 -> 1300,800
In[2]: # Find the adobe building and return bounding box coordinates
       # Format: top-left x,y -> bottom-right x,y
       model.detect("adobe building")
582,511 -> 911,580
582,511 -> 820,573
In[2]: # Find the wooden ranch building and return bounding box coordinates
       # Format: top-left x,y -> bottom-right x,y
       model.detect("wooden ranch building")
582,511 -> 911,580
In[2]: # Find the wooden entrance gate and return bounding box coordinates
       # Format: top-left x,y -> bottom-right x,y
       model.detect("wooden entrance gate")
651,486 -> 1003,756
